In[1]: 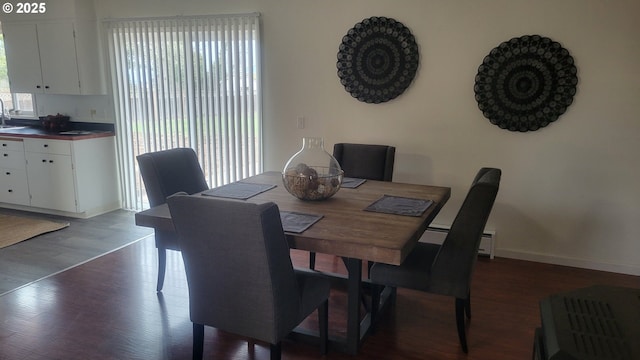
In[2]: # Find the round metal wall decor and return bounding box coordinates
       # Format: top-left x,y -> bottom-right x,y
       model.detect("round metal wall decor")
337,16 -> 419,104
474,35 -> 578,132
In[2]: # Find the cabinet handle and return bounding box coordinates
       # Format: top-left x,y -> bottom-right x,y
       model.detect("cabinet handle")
45,86 -> 50,89
3,154 -> 7,157
37,85 -> 41,89
2,143 -> 6,147
42,159 -> 47,162
8,189 -> 13,193
49,160 -> 54,163
5,172 -> 10,175
43,144 -> 49,148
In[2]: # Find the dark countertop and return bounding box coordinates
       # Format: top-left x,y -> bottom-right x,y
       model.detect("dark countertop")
0,118 -> 115,140
0,127 -> 114,140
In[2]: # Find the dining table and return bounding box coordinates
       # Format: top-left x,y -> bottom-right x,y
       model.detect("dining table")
135,171 -> 451,354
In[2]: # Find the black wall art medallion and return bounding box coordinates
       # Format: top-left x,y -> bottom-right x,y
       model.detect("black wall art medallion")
474,35 -> 578,132
337,16 -> 419,104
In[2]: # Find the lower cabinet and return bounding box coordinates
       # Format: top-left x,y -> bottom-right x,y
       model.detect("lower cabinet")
0,137 -> 30,206
25,151 -> 77,212
0,168 -> 30,206
0,136 -> 120,218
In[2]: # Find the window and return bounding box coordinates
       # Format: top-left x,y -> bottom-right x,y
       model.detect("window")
105,14 -> 263,210
0,28 -> 36,118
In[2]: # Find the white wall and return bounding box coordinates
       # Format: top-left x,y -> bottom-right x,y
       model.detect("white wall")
35,94 -> 113,123
97,0 -> 640,275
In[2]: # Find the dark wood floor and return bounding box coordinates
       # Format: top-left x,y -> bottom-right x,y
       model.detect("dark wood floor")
0,230 -> 638,359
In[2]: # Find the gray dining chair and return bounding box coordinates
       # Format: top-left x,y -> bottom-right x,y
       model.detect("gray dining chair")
136,147 -> 209,291
309,142 -> 396,270
167,194 -> 330,360
370,167 -> 501,353
333,143 -> 395,181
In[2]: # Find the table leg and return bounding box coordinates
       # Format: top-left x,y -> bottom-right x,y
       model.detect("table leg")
291,258 -> 375,355
344,257 -> 362,354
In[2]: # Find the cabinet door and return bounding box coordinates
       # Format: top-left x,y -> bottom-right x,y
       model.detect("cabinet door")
2,22 -> 81,95
2,23 -> 43,93
25,152 -> 77,212
0,149 -> 27,169
37,22 -> 81,95
0,168 -> 30,206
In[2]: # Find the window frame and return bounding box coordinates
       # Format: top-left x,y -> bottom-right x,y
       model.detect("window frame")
0,26 -> 37,118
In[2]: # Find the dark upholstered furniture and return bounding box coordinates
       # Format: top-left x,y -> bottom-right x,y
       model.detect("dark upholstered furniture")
166,195 -> 330,360
370,167 -> 501,353
308,143 -> 396,270
333,143 -> 395,181
136,148 -> 209,291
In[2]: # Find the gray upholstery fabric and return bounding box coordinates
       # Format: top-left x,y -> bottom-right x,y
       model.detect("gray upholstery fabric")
370,168 -> 501,299
333,143 -> 395,181
136,148 -> 209,291
137,148 -> 209,207
167,195 -> 331,346
369,168 -> 500,353
137,147 -> 209,251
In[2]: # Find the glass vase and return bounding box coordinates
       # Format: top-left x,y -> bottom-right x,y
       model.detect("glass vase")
282,137 -> 344,200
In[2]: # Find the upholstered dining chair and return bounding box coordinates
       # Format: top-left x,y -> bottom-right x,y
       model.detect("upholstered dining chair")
309,142 -> 396,270
369,167 -> 501,353
166,194 -> 330,360
333,143 -> 395,182
136,148 -> 209,291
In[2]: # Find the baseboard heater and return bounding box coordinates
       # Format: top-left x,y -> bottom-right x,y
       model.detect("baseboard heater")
420,224 -> 495,259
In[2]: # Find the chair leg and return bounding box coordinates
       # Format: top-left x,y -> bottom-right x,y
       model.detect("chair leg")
192,323 -> 204,360
465,291 -> 471,319
309,252 -> 316,270
318,300 -> 329,355
156,247 -> 167,292
270,342 -> 282,360
455,298 -> 469,353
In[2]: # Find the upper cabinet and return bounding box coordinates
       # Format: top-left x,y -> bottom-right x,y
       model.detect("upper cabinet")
1,0 -> 105,95
2,23 -> 43,94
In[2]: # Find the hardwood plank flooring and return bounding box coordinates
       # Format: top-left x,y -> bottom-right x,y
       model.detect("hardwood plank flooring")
0,208 -> 153,295
0,219 -> 638,359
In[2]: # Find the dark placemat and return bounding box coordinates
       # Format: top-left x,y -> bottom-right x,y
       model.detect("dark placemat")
341,177 -> 367,188
280,211 -> 323,233
202,182 -> 276,200
364,195 -> 433,217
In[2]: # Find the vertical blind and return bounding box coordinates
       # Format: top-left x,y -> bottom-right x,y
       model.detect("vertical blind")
105,13 -> 262,210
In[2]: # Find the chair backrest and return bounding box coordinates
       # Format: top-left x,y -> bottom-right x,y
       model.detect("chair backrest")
429,168 -> 501,298
137,148 -> 209,207
166,195 -> 302,344
333,143 -> 395,181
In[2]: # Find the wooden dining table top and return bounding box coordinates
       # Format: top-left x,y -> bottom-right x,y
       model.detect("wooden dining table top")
135,171 -> 451,266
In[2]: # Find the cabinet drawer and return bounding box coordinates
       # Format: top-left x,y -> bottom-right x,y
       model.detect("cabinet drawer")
0,137 -> 24,151
0,168 -> 30,206
24,138 -> 71,155
0,150 -> 27,169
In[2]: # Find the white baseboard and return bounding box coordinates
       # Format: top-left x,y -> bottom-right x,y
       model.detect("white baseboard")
0,202 -> 121,219
421,224 -> 496,259
495,248 -> 640,276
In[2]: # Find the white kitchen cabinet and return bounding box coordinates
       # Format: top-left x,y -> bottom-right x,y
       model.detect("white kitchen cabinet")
1,23 -> 43,94
20,136 -> 119,217
0,137 -> 30,206
25,141 -> 77,212
2,21 -> 105,95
